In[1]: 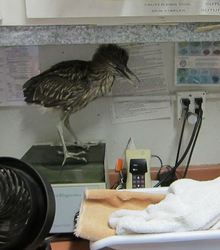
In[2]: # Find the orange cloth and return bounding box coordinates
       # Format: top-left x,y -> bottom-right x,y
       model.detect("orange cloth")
75,189 -> 165,241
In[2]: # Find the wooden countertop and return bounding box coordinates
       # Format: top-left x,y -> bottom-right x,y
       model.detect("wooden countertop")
51,239 -> 90,250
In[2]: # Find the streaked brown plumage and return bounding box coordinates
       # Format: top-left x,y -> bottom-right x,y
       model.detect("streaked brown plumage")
23,44 -> 139,166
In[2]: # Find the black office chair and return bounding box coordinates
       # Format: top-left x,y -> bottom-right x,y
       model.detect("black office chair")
0,157 -> 55,250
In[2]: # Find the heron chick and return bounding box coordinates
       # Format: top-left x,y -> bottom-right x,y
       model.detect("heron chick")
23,44 -> 140,166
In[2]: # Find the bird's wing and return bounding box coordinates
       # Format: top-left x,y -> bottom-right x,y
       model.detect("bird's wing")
23,60 -> 90,93
24,74 -> 90,110
23,60 -> 95,109
41,60 -> 90,82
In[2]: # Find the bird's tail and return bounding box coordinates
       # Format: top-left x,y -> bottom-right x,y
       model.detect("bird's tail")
23,75 -> 41,103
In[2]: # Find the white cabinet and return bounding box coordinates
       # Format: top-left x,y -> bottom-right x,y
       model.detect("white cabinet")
1,0 -> 220,25
0,0 -> 26,25
25,0 -> 220,20
25,0 -> 125,18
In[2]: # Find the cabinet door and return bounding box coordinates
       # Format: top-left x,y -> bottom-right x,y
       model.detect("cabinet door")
25,0 -> 220,19
26,0 -> 130,18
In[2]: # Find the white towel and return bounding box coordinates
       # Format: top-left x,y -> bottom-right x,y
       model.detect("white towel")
109,177 -> 220,235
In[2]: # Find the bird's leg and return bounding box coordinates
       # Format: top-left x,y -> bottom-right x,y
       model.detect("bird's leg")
56,114 -> 87,167
63,113 -> 98,149
63,113 -> 83,146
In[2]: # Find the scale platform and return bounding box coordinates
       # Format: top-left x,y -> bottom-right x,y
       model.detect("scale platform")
21,143 -> 106,233
21,143 -> 106,184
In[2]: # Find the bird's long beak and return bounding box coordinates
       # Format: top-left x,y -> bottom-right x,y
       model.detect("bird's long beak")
117,66 -> 141,87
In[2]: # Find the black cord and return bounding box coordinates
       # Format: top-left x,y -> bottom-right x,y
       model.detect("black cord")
152,154 -> 163,168
173,114 -> 201,170
154,109 -> 201,187
155,165 -> 174,186
182,109 -> 203,178
151,154 -> 169,184
175,109 -> 189,167
154,109 -> 190,187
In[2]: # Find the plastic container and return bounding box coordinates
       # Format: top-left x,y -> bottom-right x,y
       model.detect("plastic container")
90,187 -> 220,250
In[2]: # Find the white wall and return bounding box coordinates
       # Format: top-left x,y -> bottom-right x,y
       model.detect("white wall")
1,43 -> 220,169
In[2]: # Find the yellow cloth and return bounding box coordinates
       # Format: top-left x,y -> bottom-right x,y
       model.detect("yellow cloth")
74,189 -> 165,241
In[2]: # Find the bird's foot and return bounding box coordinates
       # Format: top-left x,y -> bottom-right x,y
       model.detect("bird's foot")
72,141 -> 100,150
58,150 -> 87,167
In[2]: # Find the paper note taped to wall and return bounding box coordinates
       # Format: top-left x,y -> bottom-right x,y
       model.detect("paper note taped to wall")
111,96 -> 171,123
111,43 -> 168,96
0,46 -> 40,105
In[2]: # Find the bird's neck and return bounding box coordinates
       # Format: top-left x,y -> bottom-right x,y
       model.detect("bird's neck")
90,63 -> 115,95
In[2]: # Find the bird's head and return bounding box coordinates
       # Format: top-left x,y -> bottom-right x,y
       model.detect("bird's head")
92,44 -> 140,86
